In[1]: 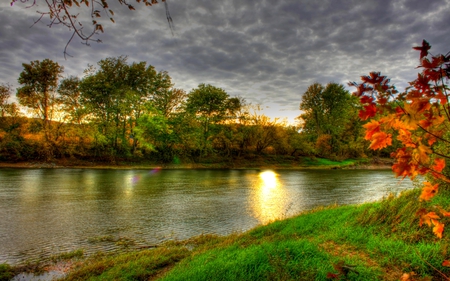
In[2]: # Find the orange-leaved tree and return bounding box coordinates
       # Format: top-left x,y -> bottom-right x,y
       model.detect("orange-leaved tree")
349,40 -> 450,239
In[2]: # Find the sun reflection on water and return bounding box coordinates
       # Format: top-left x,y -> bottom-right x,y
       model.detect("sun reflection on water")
250,170 -> 289,224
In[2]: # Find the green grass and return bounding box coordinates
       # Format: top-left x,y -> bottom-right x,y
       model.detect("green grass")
0,264 -> 15,281
302,157 -> 362,167
50,249 -> 85,263
53,187 -> 450,280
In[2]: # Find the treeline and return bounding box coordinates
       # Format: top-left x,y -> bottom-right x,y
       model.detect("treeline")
0,57 -> 385,164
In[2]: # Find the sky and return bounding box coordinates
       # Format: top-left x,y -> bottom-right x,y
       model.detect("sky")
1,0 -> 449,124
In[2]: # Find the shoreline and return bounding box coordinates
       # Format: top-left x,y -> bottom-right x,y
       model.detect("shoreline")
0,161 -> 393,170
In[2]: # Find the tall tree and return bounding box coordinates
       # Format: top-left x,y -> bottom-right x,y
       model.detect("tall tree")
185,83 -> 241,154
17,59 -> 64,135
152,87 -> 187,117
58,76 -> 86,124
79,56 -> 172,155
0,83 -> 12,118
299,82 -> 360,157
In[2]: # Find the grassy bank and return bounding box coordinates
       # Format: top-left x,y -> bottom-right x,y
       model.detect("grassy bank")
0,156 -> 380,170
39,186 -> 449,281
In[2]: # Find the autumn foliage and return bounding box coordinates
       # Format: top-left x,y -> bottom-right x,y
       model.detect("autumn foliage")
350,40 -> 450,239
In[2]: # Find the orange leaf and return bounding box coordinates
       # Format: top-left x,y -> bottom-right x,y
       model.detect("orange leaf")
420,182 -> 439,201
380,114 -> 400,130
402,103 -> 421,130
442,260 -> 450,267
369,132 -> 392,150
433,158 -> 446,173
413,143 -> 432,165
438,208 -> 450,217
363,119 -> 380,140
432,219 -> 444,239
396,129 -> 415,147
419,211 -> 440,227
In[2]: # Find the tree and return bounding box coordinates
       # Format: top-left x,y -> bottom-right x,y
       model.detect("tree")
79,56 -> 172,156
10,0 -> 173,56
299,82 -> 360,158
185,83 -> 241,154
59,76 -> 87,124
17,59 -> 64,136
152,88 -> 187,117
0,83 -> 12,118
350,40 -> 450,239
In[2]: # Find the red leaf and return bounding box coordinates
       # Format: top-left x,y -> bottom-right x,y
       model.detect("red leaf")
361,72 -> 387,85
350,82 -> 373,97
326,272 -> 339,279
413,40 -> 431,59
360,95 -> 374,104
442,260 -> 450,267
421,56 -> 444,69
359,103 -> 377,120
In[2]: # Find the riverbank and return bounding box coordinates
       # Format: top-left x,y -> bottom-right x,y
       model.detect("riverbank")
0,156 -> 393,170
3,187 -> 450,281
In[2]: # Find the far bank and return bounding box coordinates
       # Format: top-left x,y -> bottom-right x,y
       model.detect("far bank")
0,156 -> 393,170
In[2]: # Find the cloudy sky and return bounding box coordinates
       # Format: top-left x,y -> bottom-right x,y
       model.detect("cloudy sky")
1,0 -> 449,123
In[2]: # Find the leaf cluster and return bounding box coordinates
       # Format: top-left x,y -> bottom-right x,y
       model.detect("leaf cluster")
350,40 -> 450,241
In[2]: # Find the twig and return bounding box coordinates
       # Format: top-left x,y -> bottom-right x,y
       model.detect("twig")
413,248 -> 449,280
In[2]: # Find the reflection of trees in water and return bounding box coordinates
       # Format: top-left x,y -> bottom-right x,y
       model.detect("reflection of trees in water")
0,169 -> 413,265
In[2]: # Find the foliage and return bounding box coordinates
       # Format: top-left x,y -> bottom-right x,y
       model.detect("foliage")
0,264 -> 15,281
299,82 -> 365,159
17,59 -> 64,129
185,84 -> 241,156
0,83 -> 12,118
79,56 -> 173,156
1,55 -> 372,164
349,40 -> 450,240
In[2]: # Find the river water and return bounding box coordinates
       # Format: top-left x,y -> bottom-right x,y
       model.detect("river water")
0,168 -> 413,265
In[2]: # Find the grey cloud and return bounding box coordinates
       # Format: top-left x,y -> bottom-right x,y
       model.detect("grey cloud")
1,0 -> 448,123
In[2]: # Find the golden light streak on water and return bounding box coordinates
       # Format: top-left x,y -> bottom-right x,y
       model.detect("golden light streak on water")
250,170 -> 288,224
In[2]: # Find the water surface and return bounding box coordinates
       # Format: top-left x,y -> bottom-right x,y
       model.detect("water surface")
0,168 -> 413,264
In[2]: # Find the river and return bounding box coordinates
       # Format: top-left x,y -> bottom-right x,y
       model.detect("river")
0,168 -> 413,265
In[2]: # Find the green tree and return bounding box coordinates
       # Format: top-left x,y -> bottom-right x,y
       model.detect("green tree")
0,83 -> 12,118
185,84 -> 241,154
58,76 -> 87,125
17,59 -> 64,138
299,82 -> 360,158
152,87 -> 187,117
79,56 -> 172,157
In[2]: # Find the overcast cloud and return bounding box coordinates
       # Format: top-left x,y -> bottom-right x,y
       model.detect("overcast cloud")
1,0 -> 449,123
